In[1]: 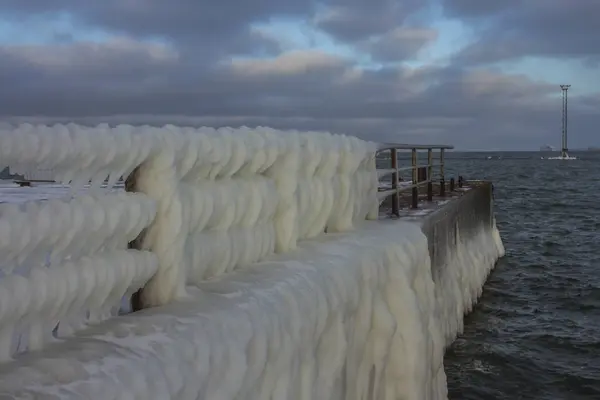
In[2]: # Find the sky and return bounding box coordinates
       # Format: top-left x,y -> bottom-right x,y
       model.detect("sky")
0,0 -> 599,150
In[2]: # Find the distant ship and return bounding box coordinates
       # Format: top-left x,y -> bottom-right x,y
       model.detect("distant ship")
587,146 -> 600,152
540,144 -> 555,151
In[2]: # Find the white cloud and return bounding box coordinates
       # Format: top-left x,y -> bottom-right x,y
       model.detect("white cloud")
229,50 -> 347,76
1,37 -> 179,69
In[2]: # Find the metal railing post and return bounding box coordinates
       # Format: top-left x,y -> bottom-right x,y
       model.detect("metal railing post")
439,148 -> 446,197
411,148 -> 418,209
427,148 -> 433,201
375,143 -> 453,214
390,148 -> 399,216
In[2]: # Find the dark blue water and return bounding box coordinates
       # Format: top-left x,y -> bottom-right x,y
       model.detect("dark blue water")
443,152 -> 600,399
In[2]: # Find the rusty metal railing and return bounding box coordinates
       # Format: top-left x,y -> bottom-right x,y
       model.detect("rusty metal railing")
376,143 -> 462,215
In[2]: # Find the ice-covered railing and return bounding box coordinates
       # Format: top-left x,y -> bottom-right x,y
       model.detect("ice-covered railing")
376,143 -> 455,213
0,192 -> 158,361
0,124 -> 380,328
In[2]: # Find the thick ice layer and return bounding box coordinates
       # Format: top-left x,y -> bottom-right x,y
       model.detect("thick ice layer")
0,192 -> 156,271
433,220 -> 505,346
0,219 -> 504,399
0,123 -> 505,397
0,250 -> 158,362
0,192 -> 158,361
0,125 -> 382,357
0,124 -> 159,189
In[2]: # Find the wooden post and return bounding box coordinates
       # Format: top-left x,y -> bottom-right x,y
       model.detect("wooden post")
450,177 -> 455,191
439,148 -> 446,197
418,167 -> 427,182
411,148 -> 418,209
427,149 -> 433,201
390,148 -> 399,216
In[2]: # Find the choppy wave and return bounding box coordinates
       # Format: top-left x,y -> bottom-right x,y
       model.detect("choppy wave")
443,151 -> 600,399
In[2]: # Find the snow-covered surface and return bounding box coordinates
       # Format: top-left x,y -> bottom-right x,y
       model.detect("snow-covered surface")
0,181 -> 76,203
0,219 -> 504,399
0,181 -> 126,204
13,167 -> 56,182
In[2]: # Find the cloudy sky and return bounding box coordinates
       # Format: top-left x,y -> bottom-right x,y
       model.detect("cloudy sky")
0,0 -> 598,150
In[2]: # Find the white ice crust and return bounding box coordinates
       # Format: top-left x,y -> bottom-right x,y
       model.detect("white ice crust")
0,220 -> 504,400
0,124 -> 380,309
0,124 -> 504,399
0,124 -> 380,360
0,192 -> 158,362
435,219 -> 505,346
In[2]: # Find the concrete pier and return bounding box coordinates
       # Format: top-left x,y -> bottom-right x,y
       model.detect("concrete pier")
420,182 -> 495,272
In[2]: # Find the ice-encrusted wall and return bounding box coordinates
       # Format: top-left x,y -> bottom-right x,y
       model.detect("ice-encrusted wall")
0,124 -> 380,359
0,217 -> 504,400
420,183 -> 505,346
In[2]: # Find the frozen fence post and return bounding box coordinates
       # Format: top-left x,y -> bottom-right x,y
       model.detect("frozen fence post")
125,139 -> 189,309
439,148 -> 446,197
390,148 -> 399,216
411,148 -> 418,209
427,148 -> 433,202
125,165 -> 147,312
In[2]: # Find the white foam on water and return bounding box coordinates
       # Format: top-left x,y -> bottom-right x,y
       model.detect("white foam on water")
546,153 -> 577,160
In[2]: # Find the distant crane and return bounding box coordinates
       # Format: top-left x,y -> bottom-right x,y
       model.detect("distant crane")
560,84 -> 570,159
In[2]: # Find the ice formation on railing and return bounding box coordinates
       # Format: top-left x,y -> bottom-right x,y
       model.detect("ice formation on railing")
0,218 -> 508,399
0,192 -> 158,361
0,123 -> 507,397
182,179 -> 278,284
0,123 -> 159,189
0,192 -> 156,270
0,124 -> 380,308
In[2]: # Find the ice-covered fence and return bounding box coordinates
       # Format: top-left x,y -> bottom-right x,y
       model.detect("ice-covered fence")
0,123 -> 380,311
123,126 -> 379,307
0,192 -> 158,362
0,124 -> 507,399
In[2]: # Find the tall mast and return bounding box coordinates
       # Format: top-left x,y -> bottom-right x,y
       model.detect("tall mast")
560,84 -> 570,158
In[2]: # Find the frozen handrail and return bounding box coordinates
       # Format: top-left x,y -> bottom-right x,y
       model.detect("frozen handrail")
0,125 -> 381,318
376,143 -> 460,214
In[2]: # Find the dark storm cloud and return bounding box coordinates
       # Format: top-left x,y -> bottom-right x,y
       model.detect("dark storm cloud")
441,0 -> 520,18
1,38 -> 595,150
1,0 -> 314,40
443,0 -> 600,63
359,28 -> 438,62
0,0 -> 300,61
314,0 -> 425,42
0,1 -> 599,149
